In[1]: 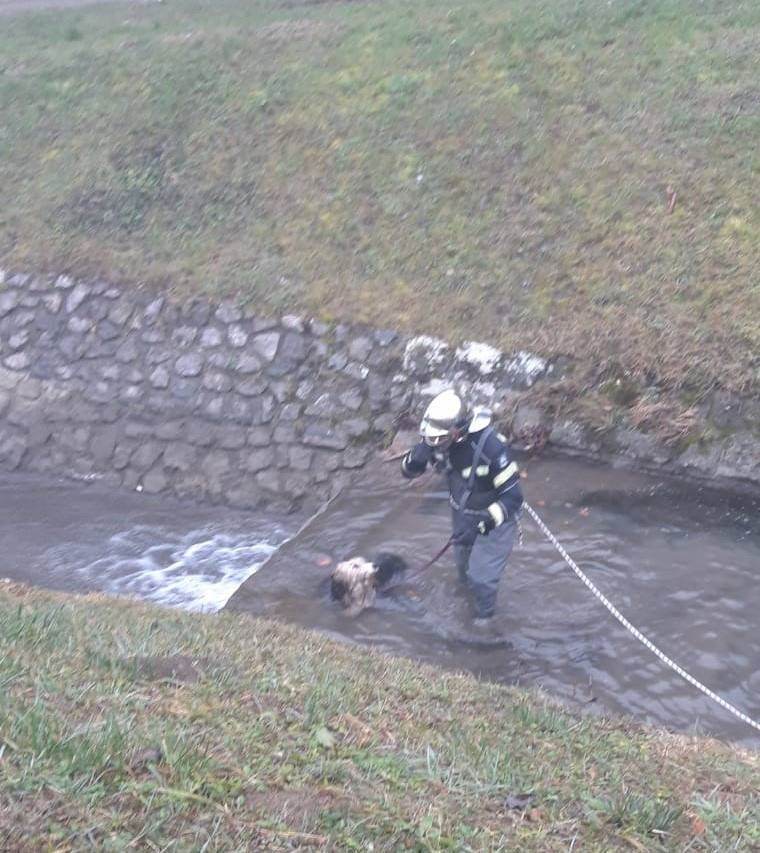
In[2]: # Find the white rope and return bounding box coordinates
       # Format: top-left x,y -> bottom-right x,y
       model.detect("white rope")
523,501 -> 760,735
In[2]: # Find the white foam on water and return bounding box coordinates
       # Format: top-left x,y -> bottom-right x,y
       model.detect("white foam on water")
76,526 -> 281,612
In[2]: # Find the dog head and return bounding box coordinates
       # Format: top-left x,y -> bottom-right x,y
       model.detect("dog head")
330,557 -> 378,616
330,553 -> 408,617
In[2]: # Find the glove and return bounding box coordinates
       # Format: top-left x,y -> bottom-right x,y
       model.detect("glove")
402,441 -> 434,479
408,441 -> 433,467
477,514 -> 496,536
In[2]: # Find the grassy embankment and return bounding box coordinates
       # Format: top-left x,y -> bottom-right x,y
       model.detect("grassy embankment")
0,582 -> 759,851
1,0 -> 759,402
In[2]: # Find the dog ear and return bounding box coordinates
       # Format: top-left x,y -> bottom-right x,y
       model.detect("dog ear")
372,553 -> 408,588
330,577 -> 348,603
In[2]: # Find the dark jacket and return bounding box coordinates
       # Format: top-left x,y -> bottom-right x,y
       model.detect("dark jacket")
401,427 -> 523,526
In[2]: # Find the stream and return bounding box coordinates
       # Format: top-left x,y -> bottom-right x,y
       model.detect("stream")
2,456 -> 759,744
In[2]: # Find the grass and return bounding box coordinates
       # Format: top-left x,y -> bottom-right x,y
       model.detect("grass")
0,0 -> 759,398
0,582 -> 759,850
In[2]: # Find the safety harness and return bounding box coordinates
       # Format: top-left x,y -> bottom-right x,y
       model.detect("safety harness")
448,426 -> 494,515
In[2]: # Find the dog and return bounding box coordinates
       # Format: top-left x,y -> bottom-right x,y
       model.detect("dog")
330,552 -> 408,616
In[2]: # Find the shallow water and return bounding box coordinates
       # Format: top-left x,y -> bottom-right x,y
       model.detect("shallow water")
1,458 -> 759,744
227,455 -> 760,745
0,472 -> 289,611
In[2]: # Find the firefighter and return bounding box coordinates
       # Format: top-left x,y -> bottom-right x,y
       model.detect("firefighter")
401,389 -> 523,626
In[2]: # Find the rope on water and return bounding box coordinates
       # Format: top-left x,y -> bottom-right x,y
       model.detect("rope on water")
523,501 -> 760,735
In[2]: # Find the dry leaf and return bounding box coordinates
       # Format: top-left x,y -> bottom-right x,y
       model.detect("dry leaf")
691,816 -> 706,835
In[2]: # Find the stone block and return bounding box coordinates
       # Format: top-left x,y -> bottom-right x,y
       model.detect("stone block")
203,396 -> 225,420
279,402 -> 301,421
118,385 -> 143,404
339,389 -> 364,412
247,426 -> 272,447
67,316 -> 92,334
142,467 -> 168,494
244,449 -> 270,472
142,328 -> 166,344
91,425 -> 119,463
342,446 -> 370,468
186,420 -> 216,447
163,441 -> 197,471
374,329 -> 397,347
282,471 -> 311,497
328,351 -> 348,371
149,366 -> 170,389
65,283 -> 90,313
251,331 -> 280,362
0,291 -> 17,320
0,434 -> 28,470
344,417 -> 371,439
279,332 -> 306,362
348,336 -> 373,362
4,352 -> 30,371
201,327 -> 223,348
175,353 -> 204,377
235,376 -> 268,398
0,367 -> 21,390
281,314 -> 305,332
302,423 -> 349,451
203,371 -> 233,393
107,299 -> 133,327
27,422 -> 53,448
113,442 -> 135,470
288,445 -> 313,470
228,325 -> 248,348
273,425 -> 297,444
143,297 -> 164,324
200,449 -> 232,493
17,378 -> 42,400
214,425 -> 247,450
155,419 -> 185,440
131,441 -> 163,471
13,310 -> 35,328
170,377 -> 199,400
42,292 -> 63,314
184,300 -> 212,326
115,337 -> 140,364
255,468 -> 280,493
215,300 -> 242,324
96,320 -> 121,341
226,480 -> 262,509
171,326 -> 198,348
269,380 -> 293,404
234,353 -> 262,374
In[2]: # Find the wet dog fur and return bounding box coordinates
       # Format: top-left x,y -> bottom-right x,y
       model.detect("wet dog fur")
330,552 -> 407,616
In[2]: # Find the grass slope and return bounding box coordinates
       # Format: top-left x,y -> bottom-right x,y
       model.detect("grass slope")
1,0 -> 759,394
0,583 -> 758,851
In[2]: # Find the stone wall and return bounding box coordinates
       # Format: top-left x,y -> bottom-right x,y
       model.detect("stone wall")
0,270 -> 758,507
0,271 -> 547,512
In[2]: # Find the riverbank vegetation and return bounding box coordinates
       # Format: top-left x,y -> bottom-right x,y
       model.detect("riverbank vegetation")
1,0 -> 759,398
1,583 -> 758,850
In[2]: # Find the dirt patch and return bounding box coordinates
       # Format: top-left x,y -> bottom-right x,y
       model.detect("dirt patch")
257,19 -> 345,44
246,787 -> 351,825
123,654 -> 205,684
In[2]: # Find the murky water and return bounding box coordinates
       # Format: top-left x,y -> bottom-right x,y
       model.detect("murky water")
2,459 -> 759,743
227,455 -> 760,745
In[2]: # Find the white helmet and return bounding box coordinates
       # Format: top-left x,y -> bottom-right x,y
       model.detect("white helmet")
420,389 -> 467,447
